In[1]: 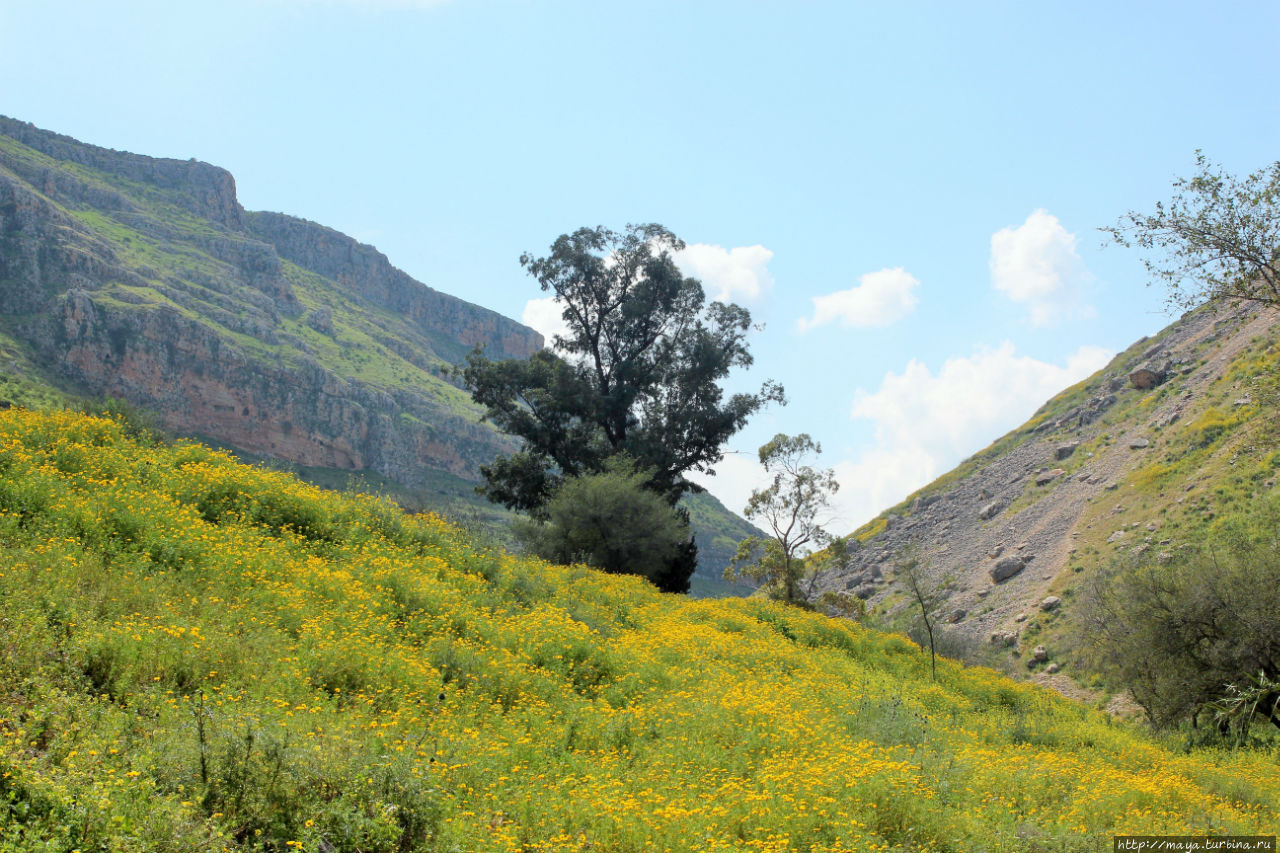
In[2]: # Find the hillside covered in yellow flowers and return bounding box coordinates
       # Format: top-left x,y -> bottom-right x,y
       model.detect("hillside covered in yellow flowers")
0,409 -> 1276,851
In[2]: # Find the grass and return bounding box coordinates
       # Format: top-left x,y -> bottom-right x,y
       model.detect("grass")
0,408 -> 1275,852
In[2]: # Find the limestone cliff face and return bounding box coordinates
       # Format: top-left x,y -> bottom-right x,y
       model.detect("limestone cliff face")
246,211 -> 541,360
0,116 -> 540,489
47,291 -> 497,480
0,116 -> 243,230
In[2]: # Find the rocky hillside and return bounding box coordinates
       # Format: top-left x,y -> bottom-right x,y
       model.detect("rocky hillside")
824,299 -> 1280,692
0,117 -> 758,588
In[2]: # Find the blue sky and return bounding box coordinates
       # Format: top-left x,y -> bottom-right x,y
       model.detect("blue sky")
4,0 -> 1278,534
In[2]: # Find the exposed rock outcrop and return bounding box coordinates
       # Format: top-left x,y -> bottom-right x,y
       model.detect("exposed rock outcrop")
246,212 -> 540,359
0,116 -> 543,490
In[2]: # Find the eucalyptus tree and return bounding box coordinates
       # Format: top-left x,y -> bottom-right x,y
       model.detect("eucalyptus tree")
463,223 -> 782,593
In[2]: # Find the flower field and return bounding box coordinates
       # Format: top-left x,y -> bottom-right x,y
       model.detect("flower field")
0,409 -> 1275,851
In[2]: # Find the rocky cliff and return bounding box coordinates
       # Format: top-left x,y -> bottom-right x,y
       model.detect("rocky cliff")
0,115 -> 540,489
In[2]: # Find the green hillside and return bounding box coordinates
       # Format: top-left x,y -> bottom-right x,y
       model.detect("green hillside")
0,116 -> 763,590
0,408 -> 1275,851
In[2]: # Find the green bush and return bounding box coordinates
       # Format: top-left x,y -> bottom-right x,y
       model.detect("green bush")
1082,495 -> 1280,735
516,459 -> 689,589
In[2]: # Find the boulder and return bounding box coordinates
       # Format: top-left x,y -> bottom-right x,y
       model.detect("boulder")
1054,442 -> 1079,460
1129,437 -> 1150,450
1045,662 -> 1061,674
1034,469 -> 1063,486
1130,363 -> 1167,390
304,306 -> 335,335
948,608 -> 967,624
990,630 -> 1018,648
978,501 -> 1003,521
1039,595 -> 1061,612
990,556 -> 1026,583
1031,645 -> 1049,663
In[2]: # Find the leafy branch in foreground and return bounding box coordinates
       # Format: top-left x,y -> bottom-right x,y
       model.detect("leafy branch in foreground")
1103,152 -> 1280,310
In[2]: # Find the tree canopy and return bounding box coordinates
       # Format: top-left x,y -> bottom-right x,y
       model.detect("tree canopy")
1104,152 -> 1280,310
462,223 -> 783,593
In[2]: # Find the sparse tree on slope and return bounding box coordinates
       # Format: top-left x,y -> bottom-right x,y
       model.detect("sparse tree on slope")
895,543 -> 952,682
1104,152 -> 1280,310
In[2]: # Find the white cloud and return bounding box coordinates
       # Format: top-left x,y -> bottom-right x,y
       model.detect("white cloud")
798,267 -> 920,332
521,296 -> 571,348
688,341 -> 1113,536
990,209 -> 1093,326
822,342 -> 1113,534
674,243 -> 774,304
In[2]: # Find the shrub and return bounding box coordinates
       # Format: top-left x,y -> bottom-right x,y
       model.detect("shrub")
1082,496 -> 1280,734
515,458 -> 689,589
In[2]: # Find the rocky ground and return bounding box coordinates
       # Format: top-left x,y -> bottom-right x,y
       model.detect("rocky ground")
818,300 -> 1280,698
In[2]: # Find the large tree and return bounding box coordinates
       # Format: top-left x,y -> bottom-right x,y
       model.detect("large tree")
1104,152 -> 1280,310
462,223 -> 782,592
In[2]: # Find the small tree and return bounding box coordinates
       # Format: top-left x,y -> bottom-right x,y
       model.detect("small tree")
1104,152 -> 1280,310
516,458 -> 691,590
895,543 -> 951,681
725,433 -> 839,606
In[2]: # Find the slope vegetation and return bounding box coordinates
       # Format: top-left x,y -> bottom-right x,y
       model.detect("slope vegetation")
0,409 -> 1274,851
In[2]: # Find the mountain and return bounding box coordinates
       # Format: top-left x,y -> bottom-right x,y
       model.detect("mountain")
825,298 -> 1280,693
0,407 -> 1273,849
0,115 -> 539,482
0,116 -> 758,588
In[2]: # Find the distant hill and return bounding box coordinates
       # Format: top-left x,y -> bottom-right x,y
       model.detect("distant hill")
825,299 -> 1280,695
0,116 -> 759,588
0,407 -> 1272,849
